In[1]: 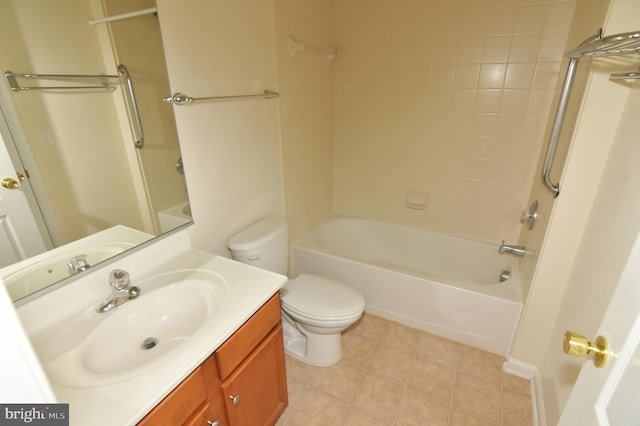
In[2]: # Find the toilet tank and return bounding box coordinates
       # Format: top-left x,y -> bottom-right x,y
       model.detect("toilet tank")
227,216 -> 289,275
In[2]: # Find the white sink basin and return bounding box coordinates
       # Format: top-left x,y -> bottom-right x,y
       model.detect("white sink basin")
83,281 -> 218,375
43,269 -> 228,387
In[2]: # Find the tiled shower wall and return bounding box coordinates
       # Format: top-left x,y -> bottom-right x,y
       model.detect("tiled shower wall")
332,0 -> 576,243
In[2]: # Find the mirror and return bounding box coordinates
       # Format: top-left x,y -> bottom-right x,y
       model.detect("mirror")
0,0 -> 191,302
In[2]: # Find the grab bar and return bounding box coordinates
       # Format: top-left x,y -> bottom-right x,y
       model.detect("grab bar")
541,56 -> 578,198
541,30 -> 602,198
117,64 -> 144,149
163,90 -> 279,105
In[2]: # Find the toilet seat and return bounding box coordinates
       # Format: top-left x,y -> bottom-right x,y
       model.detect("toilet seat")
280,274 -> 365,321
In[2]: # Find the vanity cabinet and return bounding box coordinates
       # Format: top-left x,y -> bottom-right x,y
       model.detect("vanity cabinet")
138,293 -> 287,426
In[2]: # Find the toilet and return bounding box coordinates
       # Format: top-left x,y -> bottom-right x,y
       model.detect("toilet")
228,216 -> 365,366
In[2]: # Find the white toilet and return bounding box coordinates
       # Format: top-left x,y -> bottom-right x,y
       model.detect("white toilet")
228,216 -> 365,366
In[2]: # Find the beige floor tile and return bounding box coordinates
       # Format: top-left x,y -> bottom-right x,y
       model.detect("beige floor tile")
341,332 -> 377,368
285,354 -> 318,385
286,388 -> 347,426
453,374 -> 502,424
503,390 -> 533,426
503,373 -> 531,396
379,321 -> 422,354
407,352 -> 456,403
277,376 -> 309,425
342,408 -> 390,426
350,372 -> 404,423
417,331 -> 461,369
367,344 -> 414,384
309,361 -> 364,400
395,388 -> 450,426
351,313 -> 389,340
449,409 -> 498,425
281,313 -> 533,426
284,379 -> 307,410
458,345 -> 505,387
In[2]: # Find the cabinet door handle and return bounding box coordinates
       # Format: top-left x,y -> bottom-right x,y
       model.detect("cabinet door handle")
229,394 -> 241,406
207,421 -> 219,426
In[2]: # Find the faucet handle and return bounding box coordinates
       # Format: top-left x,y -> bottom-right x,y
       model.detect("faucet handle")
68,254 -> 91,274
109,269 -> 130,290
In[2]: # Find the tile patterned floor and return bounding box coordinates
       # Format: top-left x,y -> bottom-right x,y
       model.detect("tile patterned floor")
276,314 -> 533,426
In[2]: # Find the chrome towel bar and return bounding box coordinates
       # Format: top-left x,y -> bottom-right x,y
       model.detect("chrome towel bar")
163,90 -> 279,105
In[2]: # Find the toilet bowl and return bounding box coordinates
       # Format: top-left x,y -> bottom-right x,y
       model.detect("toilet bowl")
228,217 -> 365,365
280,274 -> 364,365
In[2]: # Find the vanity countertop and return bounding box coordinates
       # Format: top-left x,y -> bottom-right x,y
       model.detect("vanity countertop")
15,230 -> 287,426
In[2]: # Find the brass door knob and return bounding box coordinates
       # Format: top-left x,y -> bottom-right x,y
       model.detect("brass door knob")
1,177 -> 19,189
563,331 -> 609,368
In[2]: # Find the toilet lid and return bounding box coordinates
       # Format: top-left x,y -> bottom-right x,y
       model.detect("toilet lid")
281,274 -> 365,319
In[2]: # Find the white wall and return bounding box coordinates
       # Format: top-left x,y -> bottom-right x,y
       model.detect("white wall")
156,0 -> 284,257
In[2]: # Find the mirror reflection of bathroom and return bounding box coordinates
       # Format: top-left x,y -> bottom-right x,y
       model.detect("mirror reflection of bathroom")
0,0 -> 191,300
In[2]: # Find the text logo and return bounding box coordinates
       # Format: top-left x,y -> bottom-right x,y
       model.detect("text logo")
0,404 -> 68,425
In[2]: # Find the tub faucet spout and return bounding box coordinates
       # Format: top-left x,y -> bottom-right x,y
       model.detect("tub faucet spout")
498,241 -> 526,257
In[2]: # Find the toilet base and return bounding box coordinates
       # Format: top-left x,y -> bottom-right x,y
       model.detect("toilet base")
281,317 -> 343,366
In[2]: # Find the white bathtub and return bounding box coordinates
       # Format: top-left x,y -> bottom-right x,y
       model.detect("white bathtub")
290,217 -> 524,355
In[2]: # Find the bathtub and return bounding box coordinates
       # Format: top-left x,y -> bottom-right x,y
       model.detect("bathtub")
290,217 -> 524,355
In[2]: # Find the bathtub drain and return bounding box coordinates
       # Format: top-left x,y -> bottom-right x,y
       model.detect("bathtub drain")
499,270 -> 511,282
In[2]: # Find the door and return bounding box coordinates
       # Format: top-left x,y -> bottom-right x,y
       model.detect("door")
0,122 -> 49,267
559,230 -> 640,424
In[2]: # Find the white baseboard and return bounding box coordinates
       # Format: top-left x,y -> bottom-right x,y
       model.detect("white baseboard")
503,357 -> 546,426
503,357 -> 536,379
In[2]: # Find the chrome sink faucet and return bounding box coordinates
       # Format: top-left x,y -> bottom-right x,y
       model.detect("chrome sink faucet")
498,241 -> 526,257
97,269 -> 141,313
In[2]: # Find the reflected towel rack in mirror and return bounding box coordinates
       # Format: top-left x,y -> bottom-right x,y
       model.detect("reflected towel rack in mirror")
163,90 -> 279,105
5,65 -> 145,149
4,71 -> 119,91
88,7 -> 157,26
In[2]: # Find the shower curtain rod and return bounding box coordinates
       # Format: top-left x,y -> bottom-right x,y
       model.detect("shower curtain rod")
89,7 -> 157,25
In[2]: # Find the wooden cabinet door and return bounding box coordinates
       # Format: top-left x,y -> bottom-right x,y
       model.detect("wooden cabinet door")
184,403 -> 214,426
221,326 -> 288,426
138,367 -> 208,426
